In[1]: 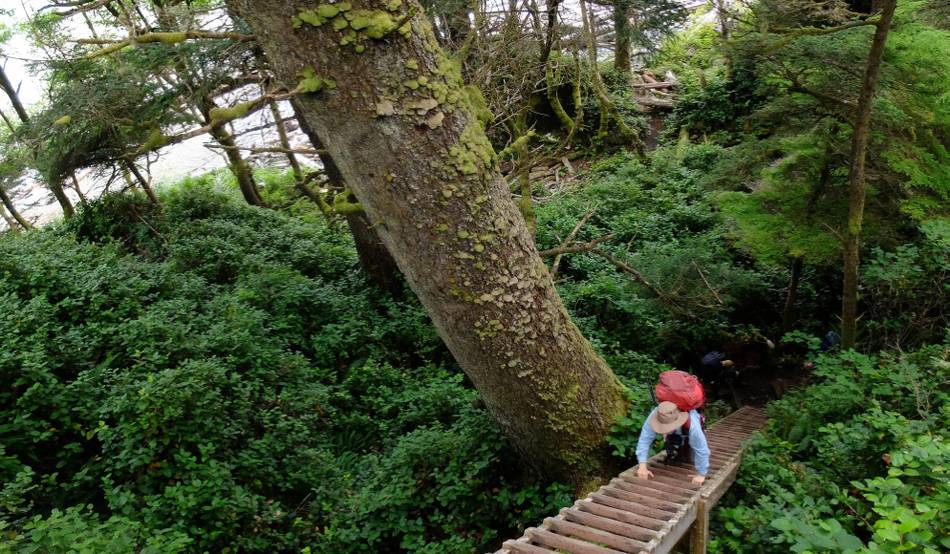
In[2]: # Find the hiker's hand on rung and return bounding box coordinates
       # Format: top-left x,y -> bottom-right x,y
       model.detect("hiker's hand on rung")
636,464 -> 653,479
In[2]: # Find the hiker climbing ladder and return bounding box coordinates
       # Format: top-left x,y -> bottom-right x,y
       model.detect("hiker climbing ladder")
495,405 -> 768,554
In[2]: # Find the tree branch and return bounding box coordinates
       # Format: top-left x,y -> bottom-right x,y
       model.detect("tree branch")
204,144 -> 325,156
78,31 -> 255,58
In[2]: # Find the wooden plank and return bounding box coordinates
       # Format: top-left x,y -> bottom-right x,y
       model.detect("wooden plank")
502,539 -> 555,553
708,429 -> 752,440
546,516 -> 648,552
527,527 -> 626,554
707,429 -> 750,440
642,462 -> 694,476
576,498 -> 666,531
614,475 -> 698,498
593,491 -> 675,522
624,470 -> 700,491
562,507 -> 656,542
609,479 -> 691,508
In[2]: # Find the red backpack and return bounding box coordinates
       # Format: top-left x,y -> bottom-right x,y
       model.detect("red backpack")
655,370 -> 706,431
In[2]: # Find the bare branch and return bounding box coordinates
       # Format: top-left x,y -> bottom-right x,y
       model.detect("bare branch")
204,144 -> 325,156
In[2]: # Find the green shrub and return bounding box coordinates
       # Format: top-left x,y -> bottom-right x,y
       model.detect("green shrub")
711,343 -> 950,553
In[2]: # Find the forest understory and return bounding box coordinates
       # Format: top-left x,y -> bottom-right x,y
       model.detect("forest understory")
0,0 -> 947,553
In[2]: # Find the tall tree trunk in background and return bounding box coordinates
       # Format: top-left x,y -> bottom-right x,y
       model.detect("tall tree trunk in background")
713,0 -> 733,80
581,0 -> 645,154
782,257 -> 803,333
50,180 -> 75,217
540,0 -> 560,68
0,62 -> 75,217
841,0 -> 896,349
198,96 -> 267,207
0,185 -> 32,230
0,63 -> 30,123
229,0 -> 628,485
0,201 -> 17,231
613,0 -> 631,71
123,159 -> 160,205
289,97 -> 405,295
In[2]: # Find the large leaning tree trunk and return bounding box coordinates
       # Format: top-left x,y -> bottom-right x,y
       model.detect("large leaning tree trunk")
227,0 -> 629,484
841,0 -> 897,349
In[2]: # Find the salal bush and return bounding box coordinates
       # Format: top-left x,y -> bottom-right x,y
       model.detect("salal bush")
0,186 -> 564,553
711,343 -> 949,553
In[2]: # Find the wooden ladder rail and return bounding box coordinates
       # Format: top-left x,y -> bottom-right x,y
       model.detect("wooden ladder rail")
496,406 -> 768,554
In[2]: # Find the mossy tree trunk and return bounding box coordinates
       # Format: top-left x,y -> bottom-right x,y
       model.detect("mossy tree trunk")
0,201 -> 17,231
0,64 -> 30,123
841,0 -> 896,349
0,185 -> 32,230
0,64 -> 75,217
49,180 -> 76,218
198,96 -> 267,207
782,257 -> 803,333
612,0 -> 632,72
123,159 -> 161,206
228,0 -> 629,485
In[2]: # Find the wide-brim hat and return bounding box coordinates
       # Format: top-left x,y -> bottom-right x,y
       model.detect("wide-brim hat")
650,401 -> 689,434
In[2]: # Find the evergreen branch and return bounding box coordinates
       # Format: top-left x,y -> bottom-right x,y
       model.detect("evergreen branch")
764,19 -> 880,53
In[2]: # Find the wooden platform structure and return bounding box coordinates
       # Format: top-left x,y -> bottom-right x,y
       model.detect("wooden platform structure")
495,406 -> 768,554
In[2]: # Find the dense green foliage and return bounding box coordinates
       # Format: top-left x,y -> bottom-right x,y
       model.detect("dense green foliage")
0,182 -> 572,553
1,0 -> 948,552
712,342 -> 949,553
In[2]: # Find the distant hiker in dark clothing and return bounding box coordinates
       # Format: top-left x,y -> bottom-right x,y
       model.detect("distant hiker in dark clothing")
698,350 -> 735,385
821,331 -> 841,352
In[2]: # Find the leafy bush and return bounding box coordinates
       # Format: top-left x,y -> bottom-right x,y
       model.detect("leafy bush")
0,185 -> 561,553
535,145 -> 775,362
711,343 -> 950,553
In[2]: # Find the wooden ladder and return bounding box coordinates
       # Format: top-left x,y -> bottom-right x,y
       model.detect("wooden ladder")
495,406 -> 768,554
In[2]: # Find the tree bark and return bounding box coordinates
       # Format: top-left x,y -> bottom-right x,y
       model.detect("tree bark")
0,63 -> 30,123
123,159 -> 161,205
229,0 -> 628,484
50,180 -> 76,218
289,97 -> 405,295
713,0 -> 733,80
0,185 -> 33,230
0,199 -> 17,231
613,0 -> 631,72
540,0 -> 560,68
0,60 -> 74,217
840,0 -> 896,349
782,257 -> 803,333
198,96 -> 267,207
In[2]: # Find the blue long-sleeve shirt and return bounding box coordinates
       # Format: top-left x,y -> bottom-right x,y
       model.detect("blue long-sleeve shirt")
636,408 -> 710,476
